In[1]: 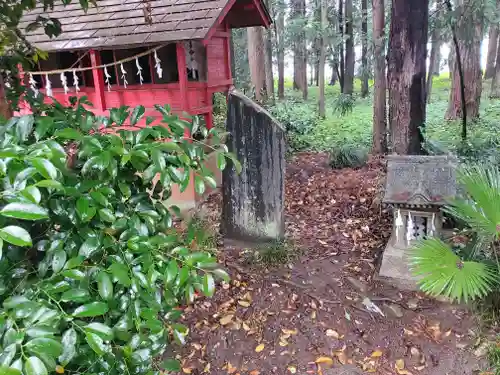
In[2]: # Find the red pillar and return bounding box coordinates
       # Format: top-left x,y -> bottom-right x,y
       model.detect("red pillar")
176,43 -> 191,138
89,50 -> 106,112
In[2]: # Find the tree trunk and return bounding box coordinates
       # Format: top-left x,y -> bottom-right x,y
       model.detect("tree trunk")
448,48 -> 454,79
329,61 -> 338,85
319,0 -> 327,118
0,75 -> 12,120
361,0 -> 369,97
292,0 -> 308,98
300,0 -> 308,100
372,0 -> 386,154
247,27 -> 267,102
446,4 -> 482,120
388,0 -> 429,155
344,0 -> 354,95
485,26 -> 499,79
264,28 -> 274,103
491,35 -> 500,97
338,0 -> 345,92
276,0 -> 285,99
426,29 -> 440,103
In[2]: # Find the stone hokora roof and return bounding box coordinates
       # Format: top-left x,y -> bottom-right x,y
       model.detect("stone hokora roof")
20,0 -> 271,51
383,155 -> 458,207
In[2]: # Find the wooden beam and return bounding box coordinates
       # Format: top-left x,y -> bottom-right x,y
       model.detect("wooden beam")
252,0 -> 271,28
176,43 -> 189,111
89,50 -> 106,111
202,0 -> 237,45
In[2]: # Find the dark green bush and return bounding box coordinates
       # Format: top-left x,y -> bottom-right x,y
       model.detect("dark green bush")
329,144 -> 368,169
333,94 -> 355,117
0,94 -> 236,375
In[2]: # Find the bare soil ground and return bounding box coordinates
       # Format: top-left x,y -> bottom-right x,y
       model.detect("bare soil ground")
169,153 -> 488,375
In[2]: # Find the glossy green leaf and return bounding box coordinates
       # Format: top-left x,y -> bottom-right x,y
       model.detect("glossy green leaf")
54,128 -> 83,140
0,344 -> 16,367
31,158 -> 57,180
0,366 -> 21,375
22,186 -> 41,204
51,250 -> 66,273
85,333 -> 106,355
0,203 -> 48,221
79,237 -> 100,258
98,208 -> 115,223
25,338 -> 62,358
194,175 -> 205,195
130,105 -> 145,125
90,191 -> 109,207
216,152 -> 227,170
72,302 -> 109,317
60,269 -> 86,281
212,268 -> 230,283
109,262 -> 131,286
58,328 -> 76,366
60,289 -> 90,303
16,115 -> 34,141
97,272 -> 113,300
24,357 -> 47,375
165,260 -> 178,284
202,273 -> 215,298
25,326 -> 57,338
85,323 -> 113,341
0,226 -> 32,247
35,180 -> 63,189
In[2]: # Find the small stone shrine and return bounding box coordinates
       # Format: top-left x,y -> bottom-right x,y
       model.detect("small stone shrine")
378,155 -> 458,290
221,89 -> 285,243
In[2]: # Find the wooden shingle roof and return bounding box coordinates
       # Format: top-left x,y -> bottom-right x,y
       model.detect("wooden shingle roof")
20,0 -> 271,51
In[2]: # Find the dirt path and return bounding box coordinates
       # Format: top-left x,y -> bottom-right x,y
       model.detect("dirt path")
169,153 -> 487,375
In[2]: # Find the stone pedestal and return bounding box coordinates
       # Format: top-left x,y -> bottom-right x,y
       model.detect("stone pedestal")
222,89 -> 285,243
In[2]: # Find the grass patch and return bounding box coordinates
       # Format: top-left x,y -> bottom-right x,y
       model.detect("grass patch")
243,240 -> 300,267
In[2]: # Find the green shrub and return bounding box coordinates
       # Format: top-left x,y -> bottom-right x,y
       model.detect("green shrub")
410,165 -> 500,303
329,144 -> 368,169
333,94 -> 355,117
0,95 -> 235,375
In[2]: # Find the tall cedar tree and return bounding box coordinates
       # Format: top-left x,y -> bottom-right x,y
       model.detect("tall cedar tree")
338,0 -> 345,91
372,0 -> 387,154
361,0 -> 369,97
446,1 -> 483,120
344,0 -> 355,95
490,33 -> 500,97
485,25 -> 499,79
388,0 -> 429,155
292,0 -> 308,99
276,0 -> 285,99
247,27 -> 267,102
426,26 -> 441,103
318,0 -> 327,117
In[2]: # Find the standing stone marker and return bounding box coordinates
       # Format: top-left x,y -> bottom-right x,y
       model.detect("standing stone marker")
378,155 -> 458,290
222,89 -> 285,243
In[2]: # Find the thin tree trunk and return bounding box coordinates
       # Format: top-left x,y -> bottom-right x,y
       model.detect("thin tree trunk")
319,0 -> 327,118
0,75 -> 12,120
446,2 -> 482,121
426,28 -> 440,103
247,27 -> 267,102
448,48 -> 454,79
361,0 -> 369,97
485,26 -> 499,79
388,0 -> 429,155
300,0 -> 308,100
344,0 -> 354,95
329,61 -> 338,85
372,0 -> 386,154
277,0 -> 285,99
292,0 -> 300,90
491,35 -> 500,97
264,28 -> 274,103
338,0 -> 345,92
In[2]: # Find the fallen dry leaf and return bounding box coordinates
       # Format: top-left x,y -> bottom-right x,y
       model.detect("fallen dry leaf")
334,351 -> 348,365
203,363 -> 211,373
255,343 -> 265,353
238,300 -> 251,307
220,314 -> 234,326
182,368 -> 192,374
282,328 -> 298,336
326,329 -> 341,339
371,350 -> 383,358
395,359 -> 413,375
287,365 -> 297,374
249,370 -> 260,375
315,356 -> 334,366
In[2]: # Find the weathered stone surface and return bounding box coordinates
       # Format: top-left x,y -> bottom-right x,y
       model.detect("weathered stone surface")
383,155 -> 458,206
222,89 -> 285,242
323,365 -> 363,375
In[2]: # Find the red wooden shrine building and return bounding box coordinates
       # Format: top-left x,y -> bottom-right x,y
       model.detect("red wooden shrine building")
19,0 -> 271,129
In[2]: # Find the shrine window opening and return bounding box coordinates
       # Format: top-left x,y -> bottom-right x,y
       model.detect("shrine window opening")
36,51 -> 94,89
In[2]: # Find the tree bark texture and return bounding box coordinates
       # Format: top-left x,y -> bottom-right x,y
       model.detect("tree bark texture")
426,28 -> 440,103
338,0 -> 345,92
490,35 -> 500,97
292,0 -> 308,98
264,27 -> 275,103
387,0 -> 428,155
372,0 -> 386,154
361,0 -> 369,97
445,5 -> 482,121
276,0 -> 285,99
247,27 -> 267,102
485,26 -> 499,79
344,0 -> 354,95
318,0 -> 327,117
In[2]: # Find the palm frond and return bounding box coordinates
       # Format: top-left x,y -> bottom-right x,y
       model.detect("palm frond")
410,238 -> 498,303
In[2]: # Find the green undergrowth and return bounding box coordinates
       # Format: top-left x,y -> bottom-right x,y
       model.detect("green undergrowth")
243,240 -> 300,267
266,76 -> 500,165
